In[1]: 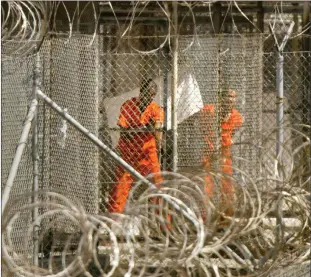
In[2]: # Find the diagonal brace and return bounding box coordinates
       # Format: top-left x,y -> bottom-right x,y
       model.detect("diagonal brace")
36,90 -> 155,189
2,99 -> 38,215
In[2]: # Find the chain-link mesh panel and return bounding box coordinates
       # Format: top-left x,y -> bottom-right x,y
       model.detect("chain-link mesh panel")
35,34 -> 100,255
1,54 -> 35,257
98,34 -> 263,212
263,38 -> 311,178
178,36 -> 219,170
48,35 -> 99,215
268,262 -> 311,277
1,35 -> 100,261
263,50 -> 311,126
99,51 -> 168,212
177,34 -> 263,180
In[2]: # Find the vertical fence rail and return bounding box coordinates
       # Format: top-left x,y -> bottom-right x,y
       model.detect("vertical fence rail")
171,2 -> 178,172
163,46 -> 169,171
32,52 -> 41,266
276,53 -> 284,160
94,35 -> 100,214
274,22 -> 294,176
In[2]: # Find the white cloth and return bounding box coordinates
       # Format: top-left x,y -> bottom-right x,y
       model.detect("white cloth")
103,73 -> 203,148
165,73 -> 203,130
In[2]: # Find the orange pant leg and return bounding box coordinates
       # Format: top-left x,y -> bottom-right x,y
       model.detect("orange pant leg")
136,143 -> 162,185
109,171 -> 134,213
202,154 -> 235,219
109,143 -> 162,214
204,175 -> 215,198
220,156 -> 235,216
147,147 -> 163,186
203,157 -> 215,198
140,146 -> 172,230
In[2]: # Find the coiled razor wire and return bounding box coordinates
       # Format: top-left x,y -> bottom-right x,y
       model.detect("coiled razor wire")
3,1 -> 311,57
1,2 -> 310,276
2,125 -> 310,277
1,1 -> 52,56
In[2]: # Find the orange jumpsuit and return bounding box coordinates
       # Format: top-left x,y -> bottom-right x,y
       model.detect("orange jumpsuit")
109,97 -> 164,213
201,104 -> 243,207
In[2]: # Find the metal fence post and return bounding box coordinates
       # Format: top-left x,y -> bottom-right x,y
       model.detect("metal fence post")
94,34 -> 100,214
32,52 -> 41,266
171,2 -> 178,172
163,46 -> 169,171
270,21 -> 294,174
276,53 -> 284,160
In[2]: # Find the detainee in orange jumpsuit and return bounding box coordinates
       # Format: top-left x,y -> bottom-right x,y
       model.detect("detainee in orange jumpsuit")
109,79 -> 164,213
200,89 -> 243,216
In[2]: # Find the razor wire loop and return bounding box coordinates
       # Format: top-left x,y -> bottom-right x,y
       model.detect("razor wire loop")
2,155 -> 310,276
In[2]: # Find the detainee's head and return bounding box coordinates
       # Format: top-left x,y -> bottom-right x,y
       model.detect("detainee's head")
221,88 -> 237,112
139,78 -> 157,104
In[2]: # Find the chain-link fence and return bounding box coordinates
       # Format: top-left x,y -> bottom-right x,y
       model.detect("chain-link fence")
2,34 -> 101,261
262,35 -> 311,181
98,33 -> 263,212
2,30 -> 310,272
45,35 -> 100,215
268,262 -> 311,277
2,53 -> 35,258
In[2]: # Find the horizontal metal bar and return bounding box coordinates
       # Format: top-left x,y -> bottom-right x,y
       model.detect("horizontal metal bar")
100,17 -> 168,24
263,110 -> 291,114
107,127 -> 163,132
